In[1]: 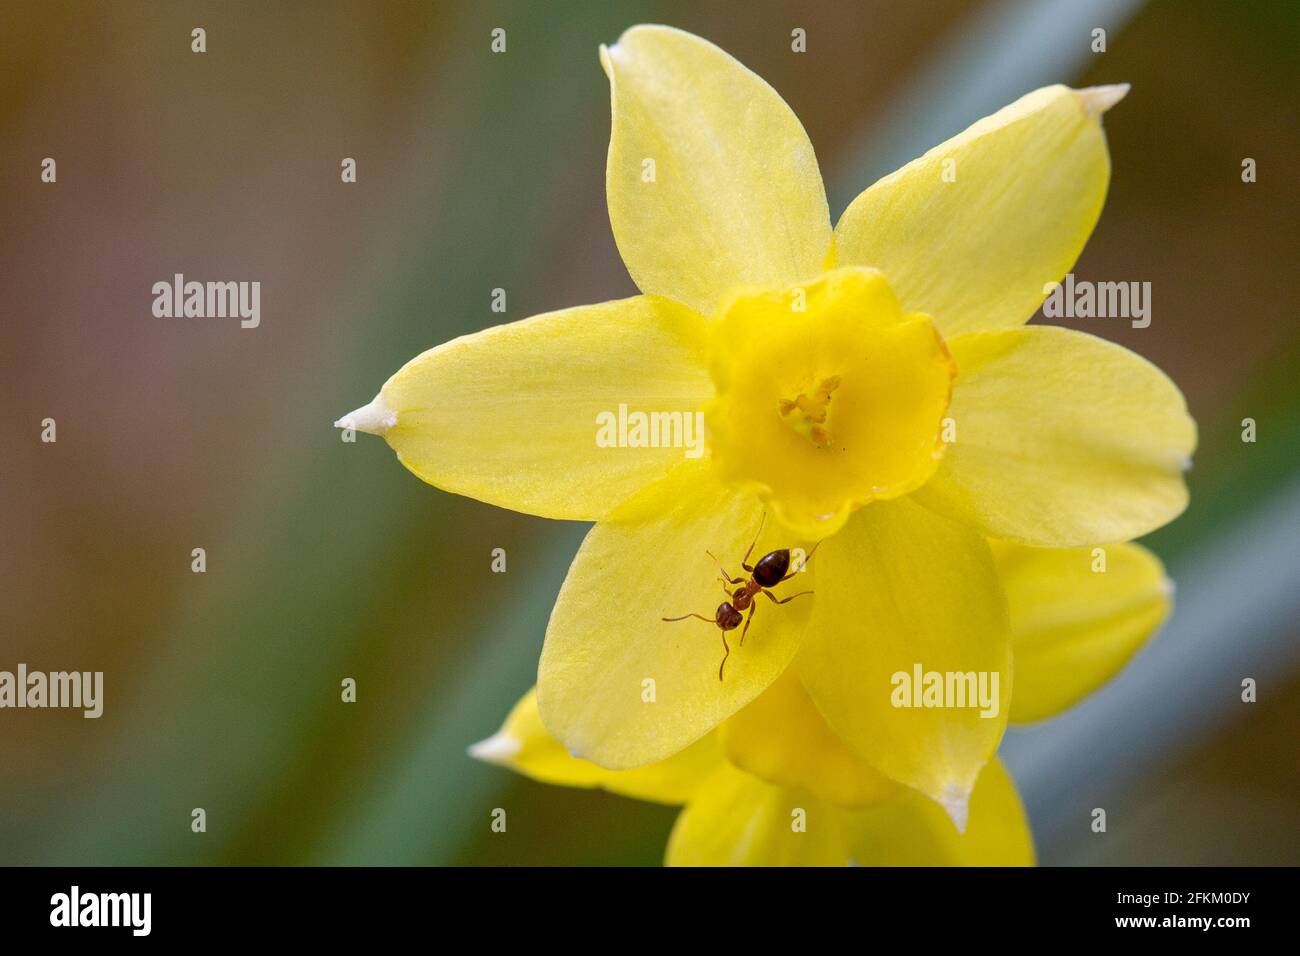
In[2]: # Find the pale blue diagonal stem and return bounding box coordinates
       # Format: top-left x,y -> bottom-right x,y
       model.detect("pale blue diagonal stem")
828,0 -> 1145,211
831,0 -> 1300,862
1001,480 -> 1300,857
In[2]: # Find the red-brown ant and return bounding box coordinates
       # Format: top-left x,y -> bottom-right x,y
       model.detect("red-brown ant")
662,513 -> 816,680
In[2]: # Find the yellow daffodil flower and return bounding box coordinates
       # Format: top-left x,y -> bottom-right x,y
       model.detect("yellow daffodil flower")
338,25 -> 1194,824
470,538 -> 1171,865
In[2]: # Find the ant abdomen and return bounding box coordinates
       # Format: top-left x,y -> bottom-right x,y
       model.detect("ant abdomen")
752,549 -> 791,588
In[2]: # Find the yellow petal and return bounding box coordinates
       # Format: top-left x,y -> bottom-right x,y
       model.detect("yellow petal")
990,540 -> 1172,723
842,757 -> 1035,865
469,687 -> 723,804
337,296 -> 712,521
666,765 -> 849,866
797,498 -> 1010,827
834,84 -> 1120,338
722,668 -> 899,809
914,326 -> 1197,546
602,25 -> 831,316
537,460 -> 810,769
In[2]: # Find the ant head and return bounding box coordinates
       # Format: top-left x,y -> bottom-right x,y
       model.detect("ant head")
752,549 -> 790,588
716,602 -> 744,630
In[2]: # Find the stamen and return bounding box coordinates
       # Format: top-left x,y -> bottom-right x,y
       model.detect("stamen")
779,375 -> 841,447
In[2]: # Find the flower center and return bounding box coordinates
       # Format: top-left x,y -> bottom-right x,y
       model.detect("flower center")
779,376 -> 841,448
705,267 -> 954,538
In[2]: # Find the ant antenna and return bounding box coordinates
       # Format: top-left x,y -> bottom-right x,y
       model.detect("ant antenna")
742,511 -> 766,566
800,539 -> 822,570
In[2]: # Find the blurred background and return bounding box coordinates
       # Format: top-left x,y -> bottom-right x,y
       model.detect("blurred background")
1,0 -> 1296,865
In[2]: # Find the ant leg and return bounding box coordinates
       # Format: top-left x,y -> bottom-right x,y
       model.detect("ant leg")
717,630 -> 731,681
762,589 -> 813,605
741,511 -> 767,572
739,604 -> 756,646
663,612 -> 715,623
706,550 -> 744,584
779,541 -> 821,582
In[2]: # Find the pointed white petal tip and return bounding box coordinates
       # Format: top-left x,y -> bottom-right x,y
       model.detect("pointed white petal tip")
937,782 -> 971,834
468,731 -> 521,766
598,41 -> 620,78
334,393 -> 397,436
1077,83 -> 1130,118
